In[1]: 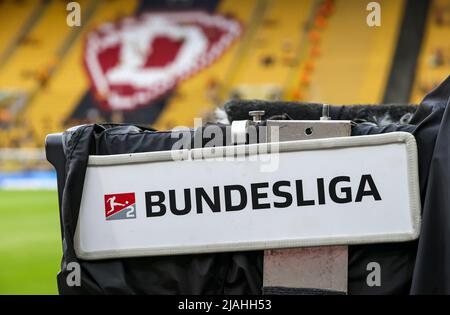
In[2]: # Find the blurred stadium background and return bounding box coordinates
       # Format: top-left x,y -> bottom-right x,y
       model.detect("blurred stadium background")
0,0 -> 449,294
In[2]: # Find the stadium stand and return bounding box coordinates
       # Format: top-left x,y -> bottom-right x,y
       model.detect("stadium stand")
411,0 -> 450,103
300,0 -> 405,104
0,0 -> 445,151
0,1 -> 74,92
0,0 -> 42,66
225,0 -> 313,93
0,0 -> 82,148
25,0 -> 139,146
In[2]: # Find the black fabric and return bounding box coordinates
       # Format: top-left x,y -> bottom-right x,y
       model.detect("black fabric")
57,76 -> 450,295
410,78 -> 450,294
349,77 -> 450,294
224,100 -> 417,125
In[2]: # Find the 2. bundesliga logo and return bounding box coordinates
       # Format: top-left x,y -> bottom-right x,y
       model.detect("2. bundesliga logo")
104,193 -> 136,221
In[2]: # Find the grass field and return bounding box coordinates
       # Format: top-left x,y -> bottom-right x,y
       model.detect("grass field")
0,190 -> 61,294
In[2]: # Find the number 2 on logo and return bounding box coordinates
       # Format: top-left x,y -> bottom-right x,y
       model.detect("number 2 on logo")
126,207 -> 135,218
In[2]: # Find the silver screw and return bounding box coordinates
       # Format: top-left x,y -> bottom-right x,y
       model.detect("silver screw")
249,110 -> 265,122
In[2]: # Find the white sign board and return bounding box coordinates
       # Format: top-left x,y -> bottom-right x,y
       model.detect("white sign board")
75,132 -> 421,260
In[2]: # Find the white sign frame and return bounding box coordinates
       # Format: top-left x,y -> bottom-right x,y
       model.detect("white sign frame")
75,132 -> 421,260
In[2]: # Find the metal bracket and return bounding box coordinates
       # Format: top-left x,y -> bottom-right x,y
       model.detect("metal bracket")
254,106 -> 352,294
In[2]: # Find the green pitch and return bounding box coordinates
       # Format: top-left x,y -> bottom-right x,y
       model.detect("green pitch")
0,190 -> 61,294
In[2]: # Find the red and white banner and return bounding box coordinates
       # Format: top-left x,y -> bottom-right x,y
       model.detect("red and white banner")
84,12 -> 241,111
